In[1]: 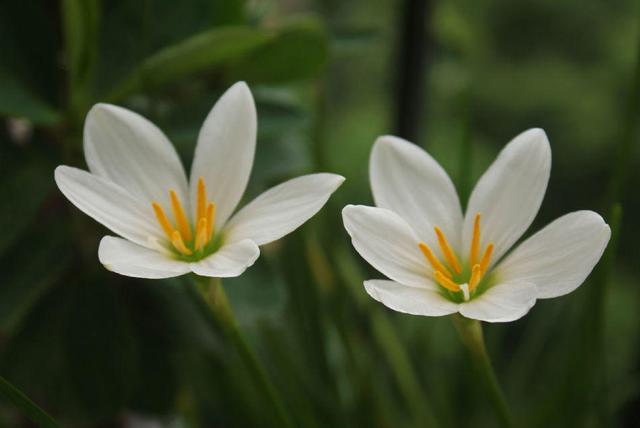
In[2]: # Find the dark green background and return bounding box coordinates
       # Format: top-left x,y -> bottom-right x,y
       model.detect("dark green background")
1,0 -> 639,426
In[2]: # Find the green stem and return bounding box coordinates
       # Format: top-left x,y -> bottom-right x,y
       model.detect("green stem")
194,276 -> 294,428
371,313 -> 439,427
0,375 -> 60,428
452,314 -> 513,428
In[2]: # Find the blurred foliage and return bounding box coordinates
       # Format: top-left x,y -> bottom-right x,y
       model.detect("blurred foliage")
0,0 -> 639,427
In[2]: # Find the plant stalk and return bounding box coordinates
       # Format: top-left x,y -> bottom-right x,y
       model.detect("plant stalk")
195,276 -> 294,428
452,314 -> 514,428
0,375 -> 60,428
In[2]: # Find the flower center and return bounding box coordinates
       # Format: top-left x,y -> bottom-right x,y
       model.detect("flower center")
151,177 -> 217,257
418,213 -> 494,301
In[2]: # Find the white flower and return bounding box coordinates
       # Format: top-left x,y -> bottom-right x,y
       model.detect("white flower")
55,82 -> 344,279
342,129 -> 610,322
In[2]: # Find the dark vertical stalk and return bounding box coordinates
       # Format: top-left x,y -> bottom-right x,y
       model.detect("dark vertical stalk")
393,0 -> 433,142
457,89 -> 473,208
578,16 -> 640,426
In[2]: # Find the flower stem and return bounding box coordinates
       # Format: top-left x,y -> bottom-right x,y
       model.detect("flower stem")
451,314 -> 514,428
195,276 -> 294,428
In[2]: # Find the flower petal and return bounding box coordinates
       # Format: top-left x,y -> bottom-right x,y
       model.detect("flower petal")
190,82 -> 257,227
462,128 -> 551,264
55,166 -> 162,247
224,173 -> 345,245
494,211 -> 610,299
459,282 -> 537,322
342,205 -> 436,289
364,279 -> 458,316
98,236 -> 190,279
370,135 -> 463,251
84,103 -> 189,208
190,239 -> 260,278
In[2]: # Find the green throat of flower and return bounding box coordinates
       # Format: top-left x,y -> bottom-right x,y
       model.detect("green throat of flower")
151,177 -> 222,261
418,213 -> 494,303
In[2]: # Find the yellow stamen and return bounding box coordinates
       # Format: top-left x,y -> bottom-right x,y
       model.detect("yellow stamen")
152,202 -> 175,241
170,190 -> 192,242
434,226 -> 462,274
194,218 -> 208,251
418,242 -> 452,279
470,213 -> 481,266
479,243 -> 494,274
206,203 -> 215,239
468,264 -> 482,292
434,271 -> 461,292
197,177 -> 206,223
171,231 -> 193,256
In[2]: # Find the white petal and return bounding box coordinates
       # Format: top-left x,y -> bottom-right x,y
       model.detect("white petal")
459,282 -> 537,323
370,135 -> 463,251
55,166 -> 162,248
463,128 -> 551,264
98,236 -> 190,279
342,205 -> 436,289
224,173 -> 345,245
494,211 -> 610,299
190,239 -> 260,278
84,103 -> 189,209
190,82 -> 256,227
364,279 -> 458,316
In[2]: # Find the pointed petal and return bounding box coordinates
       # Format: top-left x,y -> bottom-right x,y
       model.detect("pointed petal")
459,282 -> 537,323
342,205 -> 436,289
99,236 -> 190,279
463,129 -> 551,264
224,173 -> 345,245
370,135 -> 463,251
494,211 -> 610,299
190,239 -> 260,278
364,279 -> 458,316
55,166 -> 162,248
84,103 -> 189,208
190,82 -> 256,227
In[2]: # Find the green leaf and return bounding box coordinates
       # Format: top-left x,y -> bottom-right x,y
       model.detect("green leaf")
61,0 -> 100,115
0,222 -> 70,333
226,16 -> 329,84
0,161 -> 54,255
0,375 -> 60,428
106,26 -> 274,102
0,74 -> 61,125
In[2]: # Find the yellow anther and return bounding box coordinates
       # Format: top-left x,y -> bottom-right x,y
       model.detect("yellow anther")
206,202 -> 215,240
434,271 -> 461,292
152,202 -> 175,241
194,218 -> 208,251
418,242 -> 452,279
197,177 -> 206,222
469,264 -> 482,292
171,230 -> 193,256
434,226 -> 462,274
170,190 -> 192,242
479,243 -> 494,274
470,213 -> 481,266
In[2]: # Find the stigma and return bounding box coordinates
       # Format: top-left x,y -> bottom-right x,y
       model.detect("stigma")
151,177 -> 216,256
418,213 -> 494,300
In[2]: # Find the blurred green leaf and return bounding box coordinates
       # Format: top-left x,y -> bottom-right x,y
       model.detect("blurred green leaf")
0,375 -> 60,428
224,257 -> 287,327
62,0 -> 100,115
62,278 -> 136,419
0,161 -> 54,255
227,16 -> 329,83
0,74 -> 61,125
106,26 -> 274,101
212,0 -> 246,25
0,223 -> 70,333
